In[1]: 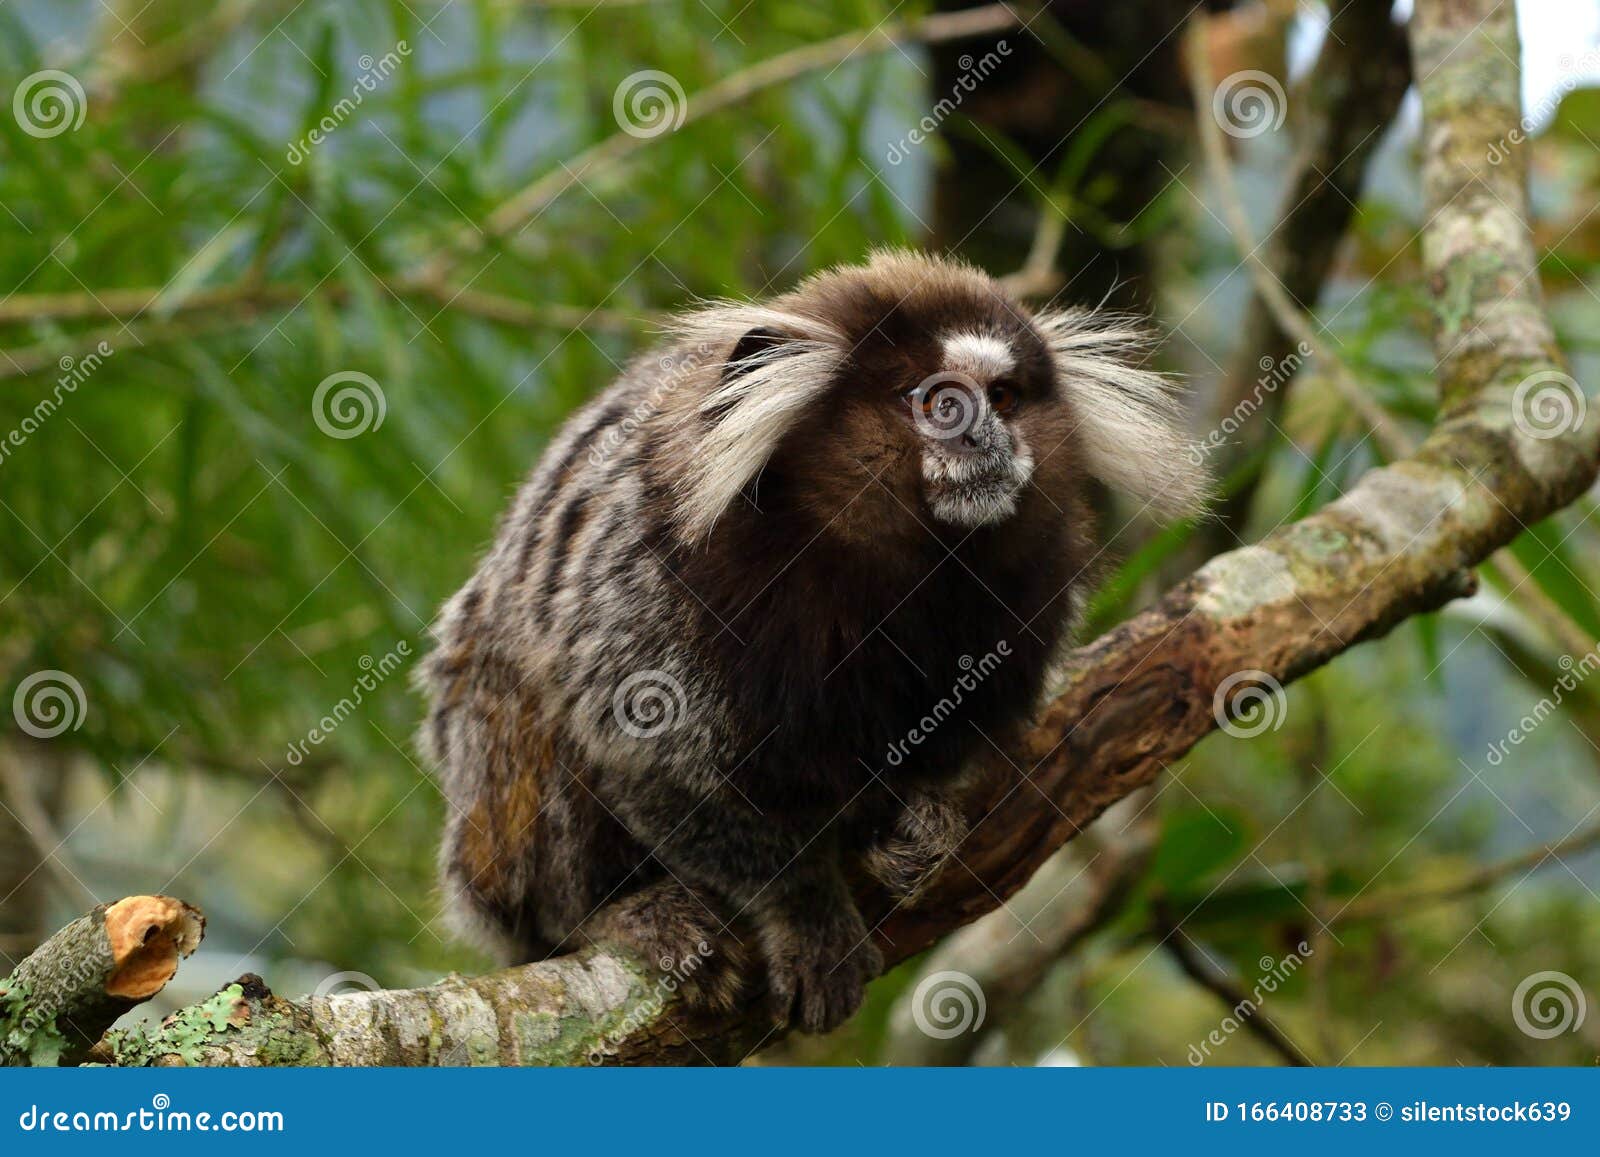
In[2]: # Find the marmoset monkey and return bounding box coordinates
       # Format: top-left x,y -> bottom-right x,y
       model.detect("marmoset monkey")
419,251 -> 1205,1033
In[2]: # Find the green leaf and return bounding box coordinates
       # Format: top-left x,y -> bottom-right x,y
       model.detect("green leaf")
1150,805 -> 1251,891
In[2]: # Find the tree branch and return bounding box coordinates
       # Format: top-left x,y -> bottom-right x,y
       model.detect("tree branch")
1159,920 -> 1317,1067
0,750 -> 96,910
0,281 -> 644,383
1,896 -> 203,1067
1189,14 -> 1597,682
1335,817 -> 1600,924
1187,11 -> 1414,465
881,798 -> 1156,1066
2,4 -> 1019,376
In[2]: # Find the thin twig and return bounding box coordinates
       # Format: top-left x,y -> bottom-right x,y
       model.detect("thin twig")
0,280 -> 641,332
1184,20 -> 1411,461
1185,19 -> 1596,661
1337,819 -> 1600,924
882,794 -> 1157,1066
0,281 -> 644,382
412,2 -> 1027,285
999,208 -> 1068,298
1481,553 -> 1598,660
1160,920 -> 1318,1067
0,754 -> 97,909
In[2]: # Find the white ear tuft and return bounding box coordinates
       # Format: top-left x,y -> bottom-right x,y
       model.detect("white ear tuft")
1034,307 -> 1209,519
663,302 -> 847,543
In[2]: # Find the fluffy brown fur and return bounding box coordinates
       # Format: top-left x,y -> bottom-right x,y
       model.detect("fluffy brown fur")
418,250 -> 1205,1033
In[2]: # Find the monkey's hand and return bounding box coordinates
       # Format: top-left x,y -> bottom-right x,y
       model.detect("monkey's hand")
863,789 -> 967,904
580,880 -> 751,1014
758,900 -> 883,1035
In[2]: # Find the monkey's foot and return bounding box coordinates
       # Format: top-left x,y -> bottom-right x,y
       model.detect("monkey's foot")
759,907 -> 883,1035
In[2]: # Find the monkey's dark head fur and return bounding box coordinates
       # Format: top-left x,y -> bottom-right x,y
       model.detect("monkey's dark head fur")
419,250 -> 1206,1031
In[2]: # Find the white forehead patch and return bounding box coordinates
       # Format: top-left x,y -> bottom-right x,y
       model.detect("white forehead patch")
942,331 -> 1014,380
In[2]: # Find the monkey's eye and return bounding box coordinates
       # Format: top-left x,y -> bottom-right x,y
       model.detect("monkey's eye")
988,381 -> 1020,415
901,384 -> 939,417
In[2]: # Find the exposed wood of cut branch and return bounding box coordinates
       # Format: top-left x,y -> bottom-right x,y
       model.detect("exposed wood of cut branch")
0,896 -> 204,1066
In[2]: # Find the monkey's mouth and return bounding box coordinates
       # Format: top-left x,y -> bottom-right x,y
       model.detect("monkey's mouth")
921,447 -> 1035,528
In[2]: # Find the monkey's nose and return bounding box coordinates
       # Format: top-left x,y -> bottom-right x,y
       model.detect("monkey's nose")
947,410 -> 994,455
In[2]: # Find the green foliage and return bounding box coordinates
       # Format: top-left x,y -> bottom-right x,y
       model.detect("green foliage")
0,0 -> 926,983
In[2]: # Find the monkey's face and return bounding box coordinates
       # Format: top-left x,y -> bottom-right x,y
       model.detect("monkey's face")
897,332 -> 1040,529
673,253 -> 1198,553
816,319 -> 1062,536
749,312 -> 1070,547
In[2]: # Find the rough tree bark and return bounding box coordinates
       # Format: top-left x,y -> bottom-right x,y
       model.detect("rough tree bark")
4,0 -> 1595,1067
